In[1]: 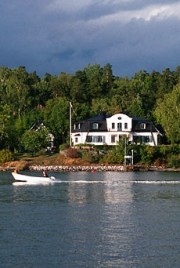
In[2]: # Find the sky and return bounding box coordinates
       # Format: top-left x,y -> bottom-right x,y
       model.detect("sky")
1,0 -> 180,77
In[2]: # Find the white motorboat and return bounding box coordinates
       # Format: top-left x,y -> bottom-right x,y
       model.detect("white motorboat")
12,172 -> 55,184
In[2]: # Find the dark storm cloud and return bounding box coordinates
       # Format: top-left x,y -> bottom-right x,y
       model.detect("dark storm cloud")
0,0 -> 180,76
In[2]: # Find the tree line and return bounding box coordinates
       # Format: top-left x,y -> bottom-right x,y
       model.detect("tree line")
0,64 -> 180,154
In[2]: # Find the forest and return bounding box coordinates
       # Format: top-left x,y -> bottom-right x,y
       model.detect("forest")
0,64 -> 180,167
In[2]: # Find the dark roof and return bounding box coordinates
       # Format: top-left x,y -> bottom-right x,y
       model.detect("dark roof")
85,113 -> 110,121
132,118 -> 157,132
72,113 -> 108,132
132,116 -> 150,122
72,113 -> 162,134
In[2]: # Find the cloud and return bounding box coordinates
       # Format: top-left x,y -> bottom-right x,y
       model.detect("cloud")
46,0 -> 92,14
0,0 -> 180,76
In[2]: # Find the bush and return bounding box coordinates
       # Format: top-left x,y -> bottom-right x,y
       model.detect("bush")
82,151 -> 100,163
0,149 -> 14,164
66,148 -> 80,158
59,144 -> 69,151
101,148 -> 124,164
167,154 -> 180,168
21,129 -> 50,155
139,146 -> 159,165
159,145 -> 180,156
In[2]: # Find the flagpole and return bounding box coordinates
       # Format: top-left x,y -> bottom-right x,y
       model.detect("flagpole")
69,102 -> 72,147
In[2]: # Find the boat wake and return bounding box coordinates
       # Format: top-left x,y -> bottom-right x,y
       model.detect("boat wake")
133,180 -> 180,185
12,180 -> 107,186
44,180 -> 180,185
53,180 -> 106,184
12,179 -> 180,186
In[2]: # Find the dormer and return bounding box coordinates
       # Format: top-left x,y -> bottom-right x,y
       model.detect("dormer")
91,122 -> 99,130
140,123 -> 146,130
74,123 -> 81,130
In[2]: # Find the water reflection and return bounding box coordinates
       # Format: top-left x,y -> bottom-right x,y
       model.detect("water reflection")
65,172 -> 134,204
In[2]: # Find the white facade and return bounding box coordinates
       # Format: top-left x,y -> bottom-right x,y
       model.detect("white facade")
71,113 -> 161,146
106,114 -> 132,132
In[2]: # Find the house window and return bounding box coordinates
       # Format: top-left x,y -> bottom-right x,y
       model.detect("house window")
92,136 -> 104,143
124,123 -> 128,129
144,136 -> 152,143
111,135 -> 116,143
140,123 -> 146,129
133,135 -> 152,144
94,136 -> 101,142
112,122 -> 115,129
75,137 -> 78,143
86,135 -> 105,143
117,123 -> 122,130
74,123 -> 80,130
92,123 -> 99,130
86,136 -> 92,142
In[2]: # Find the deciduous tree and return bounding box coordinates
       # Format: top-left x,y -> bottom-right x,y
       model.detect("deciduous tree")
154,84 -> 180,144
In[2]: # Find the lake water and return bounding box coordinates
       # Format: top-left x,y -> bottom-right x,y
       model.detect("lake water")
0,171 -> 180,268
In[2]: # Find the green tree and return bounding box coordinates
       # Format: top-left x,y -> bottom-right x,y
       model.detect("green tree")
0,104 -> 11,149
84,64 -> 102,99
33,78 -> 52,107
4,67 -> 31,119
101,63 -> 114,95
0,67 -> 11,103
154,84 -> 180,144
50,72 -> 72,98
21,128 -> 50,155
70,70 -> 88,103
109,77 -> 130,113
90,97 -> 121,115
43,97 -> 69,144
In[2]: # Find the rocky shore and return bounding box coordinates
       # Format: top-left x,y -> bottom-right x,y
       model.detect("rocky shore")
29,165 -> 180,172
0,156 -> 179,172
30,164 -> 125,172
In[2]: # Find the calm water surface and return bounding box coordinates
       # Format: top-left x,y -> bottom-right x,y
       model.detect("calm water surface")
0,171 -> 180,268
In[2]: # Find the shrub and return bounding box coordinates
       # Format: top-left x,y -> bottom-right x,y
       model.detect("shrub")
0,149 -> 14,164
59,144 -> 69,151
139,146 -> 159,165
82,151 -> 100,163
66,148 -> 80,158
101,148 -> 124,164
21,129 -> 50,155
167,154 -> 180,168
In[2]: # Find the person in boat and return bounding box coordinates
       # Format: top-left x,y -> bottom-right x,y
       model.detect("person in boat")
42,169 -> 48,177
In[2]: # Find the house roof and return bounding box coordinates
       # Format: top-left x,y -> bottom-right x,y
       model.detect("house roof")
131,117 -> 163,133
84,113 -> 110,121
72,113 -> 161,134
73,113 -> 109,132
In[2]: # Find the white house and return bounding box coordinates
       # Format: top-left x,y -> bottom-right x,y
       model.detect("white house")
71,113 -> 162,146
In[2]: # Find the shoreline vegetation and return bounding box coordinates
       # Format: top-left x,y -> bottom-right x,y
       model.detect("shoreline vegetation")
0,153 -> 180,172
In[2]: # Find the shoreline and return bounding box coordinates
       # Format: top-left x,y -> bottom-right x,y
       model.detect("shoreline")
1,164 -> 179,172
30,165 -> 180,172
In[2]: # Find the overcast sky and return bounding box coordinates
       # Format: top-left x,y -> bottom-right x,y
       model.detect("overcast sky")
1,0 -> 180,77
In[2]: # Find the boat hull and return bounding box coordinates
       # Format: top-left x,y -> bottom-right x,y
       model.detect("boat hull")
12,172 -> 55,184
